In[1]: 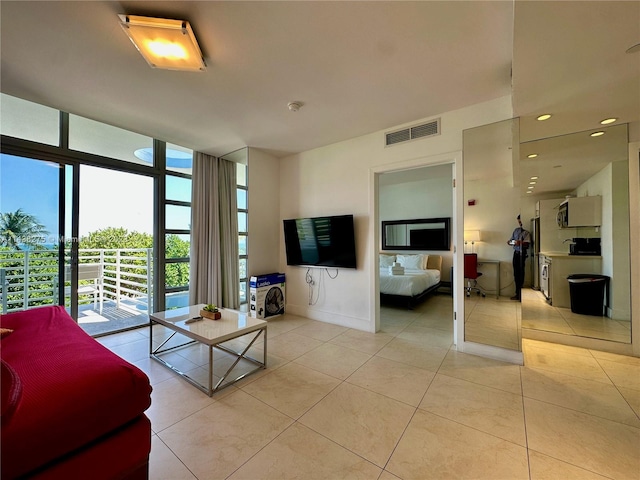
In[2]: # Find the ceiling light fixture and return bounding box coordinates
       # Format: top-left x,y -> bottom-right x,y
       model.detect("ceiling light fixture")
119,15 -> 206,71
590,131 -> 605,137
527,153 -> 538,158
536,114 -> 552,121
527,186 -> 534,190
529,181 -> 537,185
600,118 -> 617,125
530,176 -> 538,180
287,101 -> 303,112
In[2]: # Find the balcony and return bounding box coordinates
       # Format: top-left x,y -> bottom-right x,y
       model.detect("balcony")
0,248 -> 188,336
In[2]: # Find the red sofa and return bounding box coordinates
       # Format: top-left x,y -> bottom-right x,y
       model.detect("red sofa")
1,306 -> 152,479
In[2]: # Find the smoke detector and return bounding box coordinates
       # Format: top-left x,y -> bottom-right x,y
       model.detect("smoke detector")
287,101 -> 303,112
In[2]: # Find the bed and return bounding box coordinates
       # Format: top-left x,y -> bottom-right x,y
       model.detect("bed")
379,253 -> 443,309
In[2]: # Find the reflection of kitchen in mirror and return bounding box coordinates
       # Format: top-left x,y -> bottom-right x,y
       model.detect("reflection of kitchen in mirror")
463,118 -> 522,351
520,123 -> 631,343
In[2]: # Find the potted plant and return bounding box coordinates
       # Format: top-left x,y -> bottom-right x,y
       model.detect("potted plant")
200,304 -> 221,320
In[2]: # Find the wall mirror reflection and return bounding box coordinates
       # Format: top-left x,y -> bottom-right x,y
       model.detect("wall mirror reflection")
463,118 -> 522,351
382,217 -> 451,251
520,123 -> 631,343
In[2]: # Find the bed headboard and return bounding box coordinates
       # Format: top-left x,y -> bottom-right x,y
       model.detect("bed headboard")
427,255 -> 442,272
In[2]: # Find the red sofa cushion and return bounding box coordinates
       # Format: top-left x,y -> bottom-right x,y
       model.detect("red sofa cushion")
1,358 -> 22,425
0,306 -> 152,479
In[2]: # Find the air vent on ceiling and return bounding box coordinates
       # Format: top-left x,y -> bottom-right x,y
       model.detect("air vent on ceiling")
385,118 -> 440,147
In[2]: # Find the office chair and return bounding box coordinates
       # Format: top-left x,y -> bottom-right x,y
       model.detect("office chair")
464,253 -> 486,297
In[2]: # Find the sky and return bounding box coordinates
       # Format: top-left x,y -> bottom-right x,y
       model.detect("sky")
1,154 -> 189,242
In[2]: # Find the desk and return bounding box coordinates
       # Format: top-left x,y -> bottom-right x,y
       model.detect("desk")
477,259 -> 500,298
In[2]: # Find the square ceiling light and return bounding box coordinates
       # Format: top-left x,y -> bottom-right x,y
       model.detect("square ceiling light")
119,15 -> 206,71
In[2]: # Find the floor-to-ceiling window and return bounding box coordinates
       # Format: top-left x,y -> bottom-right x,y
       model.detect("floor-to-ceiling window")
0,94 -> 196,334
237,162 -> 248,305
162,143 -> 193,311
1,93 -> 247,330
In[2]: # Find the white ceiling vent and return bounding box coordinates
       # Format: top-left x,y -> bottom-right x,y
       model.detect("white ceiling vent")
385,118 -> 440,147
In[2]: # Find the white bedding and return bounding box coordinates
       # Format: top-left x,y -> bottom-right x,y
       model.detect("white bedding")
379,268 -> 441,297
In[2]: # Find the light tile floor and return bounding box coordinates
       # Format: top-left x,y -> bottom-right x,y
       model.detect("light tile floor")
98,294 -> 640,480
521,288 -> 632,343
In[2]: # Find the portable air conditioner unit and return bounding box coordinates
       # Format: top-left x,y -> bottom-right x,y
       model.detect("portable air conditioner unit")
249,273 -> 285,319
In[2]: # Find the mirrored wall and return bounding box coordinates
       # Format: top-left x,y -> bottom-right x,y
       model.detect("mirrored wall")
519,123 -> 631,344
463,119 -> 522,351
463,120 -> 632,351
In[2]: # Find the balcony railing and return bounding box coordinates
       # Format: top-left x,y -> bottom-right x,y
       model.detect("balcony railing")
0,248 -> 153,314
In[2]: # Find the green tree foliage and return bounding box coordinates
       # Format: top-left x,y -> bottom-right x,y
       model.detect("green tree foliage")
78,227 -> 190,288
165,234 -> 190,288
79,227 -> 152,250
0,208 -> 49,250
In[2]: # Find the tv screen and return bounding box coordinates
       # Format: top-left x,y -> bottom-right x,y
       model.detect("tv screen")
283,214 -> 357,269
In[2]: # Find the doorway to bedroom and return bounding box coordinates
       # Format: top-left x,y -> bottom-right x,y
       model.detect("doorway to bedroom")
375,160 -> 456,358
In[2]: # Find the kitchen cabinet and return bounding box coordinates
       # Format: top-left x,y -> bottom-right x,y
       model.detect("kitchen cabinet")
560,196 -> 602,227
540,253 -> 602,308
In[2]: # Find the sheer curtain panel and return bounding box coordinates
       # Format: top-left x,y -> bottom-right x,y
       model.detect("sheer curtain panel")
189,152 -> 240,308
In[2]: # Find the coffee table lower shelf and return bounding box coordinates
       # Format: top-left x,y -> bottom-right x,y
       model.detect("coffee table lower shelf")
150,322 -> 267,397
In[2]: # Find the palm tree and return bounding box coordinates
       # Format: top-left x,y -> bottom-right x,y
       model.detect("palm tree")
0,209 -> 49,250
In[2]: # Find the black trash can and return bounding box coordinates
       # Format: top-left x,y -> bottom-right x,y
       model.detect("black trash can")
567,274 -> 609,316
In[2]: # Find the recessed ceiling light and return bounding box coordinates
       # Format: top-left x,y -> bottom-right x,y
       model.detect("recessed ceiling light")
526,191 -> 533,194
529,181 -> 537,185
537,114 -> 552,121
590,131 -> 605,137
530,176 -> 538,180
287,101 -> 303,112
527,153 -> 538,158
527,186 -> 534,190
626,43 -> 640,54
119,15 -> 206,71
600,118 -> 617,125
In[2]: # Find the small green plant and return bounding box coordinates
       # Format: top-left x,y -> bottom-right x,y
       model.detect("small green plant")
203,304 -> 218,313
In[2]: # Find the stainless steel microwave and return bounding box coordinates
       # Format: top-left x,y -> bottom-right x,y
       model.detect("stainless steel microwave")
556,196 -> 602,228
556,202 -> 568,227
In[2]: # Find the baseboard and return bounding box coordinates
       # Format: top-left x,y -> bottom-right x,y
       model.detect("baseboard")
285,304 -> 373,332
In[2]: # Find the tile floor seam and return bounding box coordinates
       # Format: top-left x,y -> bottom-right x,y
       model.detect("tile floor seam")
379,403 -> 422,476
153,433 -> 200,480
221,421 -> 299,480
416,406 -> 529,450
239,367 -> 344,422
303,418 -> 386,474
525,446 -> 619,480
521,392 -> 640,430
149,382 -> 226,434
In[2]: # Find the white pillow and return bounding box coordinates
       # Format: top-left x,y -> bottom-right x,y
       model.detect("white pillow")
380,254 -> 396,268
396,254 -> 424,270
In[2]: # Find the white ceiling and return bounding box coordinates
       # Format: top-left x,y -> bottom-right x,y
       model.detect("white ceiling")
1,1 -> 638,159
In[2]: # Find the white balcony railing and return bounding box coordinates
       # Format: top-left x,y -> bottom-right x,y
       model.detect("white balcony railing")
0,248 -> 153,314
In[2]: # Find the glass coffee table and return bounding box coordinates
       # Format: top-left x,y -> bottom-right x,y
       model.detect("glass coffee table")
149,304 -> 267,396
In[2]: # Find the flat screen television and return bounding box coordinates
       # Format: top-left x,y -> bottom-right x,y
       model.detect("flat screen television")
283,214 -> 357,269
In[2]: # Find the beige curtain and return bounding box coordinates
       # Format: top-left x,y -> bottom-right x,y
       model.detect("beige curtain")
189,152 -> 239,308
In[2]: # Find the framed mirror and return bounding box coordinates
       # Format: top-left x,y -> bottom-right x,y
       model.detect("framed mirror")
381,217 -> 450,251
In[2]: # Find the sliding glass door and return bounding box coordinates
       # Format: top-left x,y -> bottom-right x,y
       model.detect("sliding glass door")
72,164 -> 154,335
0,154 -> 63,314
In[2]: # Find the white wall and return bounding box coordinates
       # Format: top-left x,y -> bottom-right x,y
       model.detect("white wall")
247,148 -> 281,278
278,96 -> 512,330
576,161 -> 631,320
464,174 -> 520,296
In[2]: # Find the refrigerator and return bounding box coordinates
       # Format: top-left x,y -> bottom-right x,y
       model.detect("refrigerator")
530,217 -> 540,290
